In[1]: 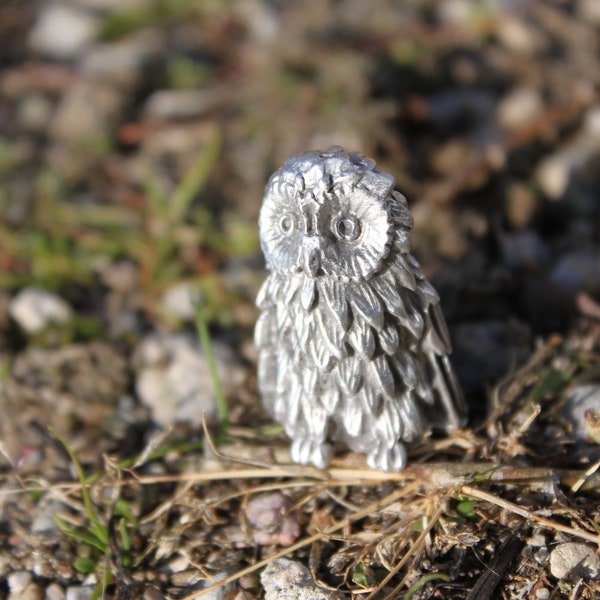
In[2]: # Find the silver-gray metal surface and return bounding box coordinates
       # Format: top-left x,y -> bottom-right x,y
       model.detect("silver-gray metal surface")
255,147 -> 466,471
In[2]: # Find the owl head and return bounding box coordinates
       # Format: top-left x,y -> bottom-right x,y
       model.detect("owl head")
259,147 -> 413,281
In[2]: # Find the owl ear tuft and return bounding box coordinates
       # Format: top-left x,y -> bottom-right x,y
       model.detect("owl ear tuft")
359,171 -> 395,198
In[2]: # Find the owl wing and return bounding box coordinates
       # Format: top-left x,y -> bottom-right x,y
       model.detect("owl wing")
387,252 -> 467,432
255,275 -> 280,416
345,252 -> 466,444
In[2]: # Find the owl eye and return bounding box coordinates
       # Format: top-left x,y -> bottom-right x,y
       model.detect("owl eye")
278,214 -> 296,235
332,214 -> 361,241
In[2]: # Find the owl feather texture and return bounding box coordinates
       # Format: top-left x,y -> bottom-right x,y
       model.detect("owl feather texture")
255,147 -> 466,471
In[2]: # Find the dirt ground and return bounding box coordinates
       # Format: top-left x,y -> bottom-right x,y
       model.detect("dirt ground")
1,1 -> 600,598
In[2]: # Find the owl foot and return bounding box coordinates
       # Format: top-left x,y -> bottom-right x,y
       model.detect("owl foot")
366,442 -> 407,472
290,437 -> 333,469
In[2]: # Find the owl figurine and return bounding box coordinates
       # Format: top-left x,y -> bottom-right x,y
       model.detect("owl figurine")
255,147 -> 466,471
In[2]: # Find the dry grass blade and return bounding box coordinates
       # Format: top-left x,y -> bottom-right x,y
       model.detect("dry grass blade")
461,485 -> 600,547
181,481 -> 422,599
365,500 -> 447,600
571,457 -> 600,494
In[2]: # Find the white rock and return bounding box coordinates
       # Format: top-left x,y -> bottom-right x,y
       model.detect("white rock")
135,332 -> 245,427
579,0 -> 600,24
31,500 -> 65,535
535,138 -> 599,199
438,0 -> 471,25
161,283 -> 202,321
497,88 -> 543,131
549,542 -> 600,580
45,584 -> 66,600
65,587 -> 93,600
76,0 -> 148,10
536,105 -> 600,199
562,385 -> 600,442
497,15 -> 545,55
28,4 -> 97,60
261,558 -> 341,600
9,288 -> 72,334
8,572 -> 32,595
143,89 -> 225,120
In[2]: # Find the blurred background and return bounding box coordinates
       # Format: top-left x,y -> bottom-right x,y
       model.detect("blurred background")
2,1 -> 600,597
1,0 -> 600,443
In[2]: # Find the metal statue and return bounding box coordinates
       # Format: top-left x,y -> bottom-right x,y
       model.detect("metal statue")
255,147 -> 466,471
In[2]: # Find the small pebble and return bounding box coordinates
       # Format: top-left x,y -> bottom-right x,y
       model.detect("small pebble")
245,493 -> 301,546
497,87 -> 543,131
579,0 -> 600,23
535,588 -> 550,600
142,587 -> 166,600
45,584 -> 66,600
8,571 -> 32,595
28,4 -> 97,59
549,542 -> 600,580
161,283 -> 202,321
65,587 -> 93,600
261,558 -> 341,600
8,288 -> 72,334
562,385 -> 600,443
143,89 -> 225,120
135,332 -> 245,427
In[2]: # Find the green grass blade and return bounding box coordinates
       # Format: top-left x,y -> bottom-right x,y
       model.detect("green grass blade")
52,514 -> 107,552
49,427 -> 109,546
194,305 -> 228,432
169,123 -> 221,224
119,518 -> 131,552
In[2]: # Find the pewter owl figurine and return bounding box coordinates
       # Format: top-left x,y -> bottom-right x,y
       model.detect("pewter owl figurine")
255,147 -> 466,471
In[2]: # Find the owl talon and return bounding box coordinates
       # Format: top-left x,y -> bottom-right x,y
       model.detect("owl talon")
290,437 -> 332,469
366,442 -> 407,472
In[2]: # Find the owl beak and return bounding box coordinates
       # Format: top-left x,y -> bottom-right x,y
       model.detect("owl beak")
302,245 -> 322,277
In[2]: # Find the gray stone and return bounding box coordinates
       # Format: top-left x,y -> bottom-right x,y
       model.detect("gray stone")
8,571 -> 42,600
536,105 -> 600,199
45,584 -> 66,600
64,588 -> 93,600
563,385 -> 600,442
28,4 -> 97,60
31,500 -> 65,535
135,332 -> 245,427
8,572 -> 32,595
549,542 -> 600,580
261,558 -> 341,600
142,587 -> 166,600
579,0 -> 600,23
143,89 -> 225,120
161,283 -> 203,322
8,288 -> 72,334
497,87 -> 543,131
